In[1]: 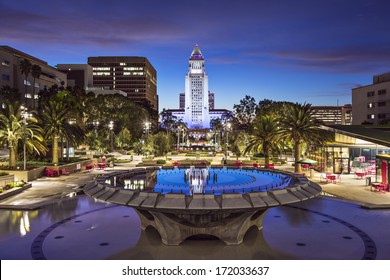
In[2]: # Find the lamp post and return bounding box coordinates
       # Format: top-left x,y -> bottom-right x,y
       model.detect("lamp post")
144,121 -> 151,137
225,122 -> 231,163
108,121 -> 114,152
21,106 -> 32,171
92,120 -> 99,136
177,127 -> 181,150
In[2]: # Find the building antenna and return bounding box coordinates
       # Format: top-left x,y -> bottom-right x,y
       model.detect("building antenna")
337,99 -> 339,106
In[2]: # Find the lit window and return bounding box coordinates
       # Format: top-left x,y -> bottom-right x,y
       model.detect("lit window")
1,60 -> 10,66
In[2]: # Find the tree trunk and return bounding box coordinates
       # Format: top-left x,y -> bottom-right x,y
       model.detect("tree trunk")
60,137 -> 64,161
32,77 -> 36,109
52,135 -> 59,164
8,141 -> 16,168
294,140 -> 301,173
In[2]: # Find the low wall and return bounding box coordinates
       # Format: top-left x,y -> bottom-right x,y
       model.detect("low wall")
0,174 -> 15,188
5,167 -> 45,182
1,159 -> 97,182
0,183 -> 32,201
45,159 -> 97,174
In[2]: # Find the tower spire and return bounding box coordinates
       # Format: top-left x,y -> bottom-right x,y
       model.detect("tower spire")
190,44 -> 203,60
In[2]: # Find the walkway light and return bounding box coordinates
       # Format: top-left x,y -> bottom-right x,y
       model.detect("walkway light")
21,106 -> 32,171
108,121 -> 114,152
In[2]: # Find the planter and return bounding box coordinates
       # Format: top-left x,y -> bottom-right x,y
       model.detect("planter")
0,183 -> 32,201
0,174 -> 14,188
0,159 -> 97,182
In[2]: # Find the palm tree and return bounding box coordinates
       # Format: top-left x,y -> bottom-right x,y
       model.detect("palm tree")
0,101 -> 46,168
20,59 -> 32,106
244,115 -> 284,167
31,64 -> 42,109
41,100 -> 72,164
278,102 -> 333,173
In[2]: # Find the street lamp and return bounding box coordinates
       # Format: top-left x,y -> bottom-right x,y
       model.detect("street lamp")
92,120 -> 99,136
108,121 -> 114,152
177,127 -> 181,150
225,122 -> 231,163
144,121 -> 151,137
21,106 -> 32,171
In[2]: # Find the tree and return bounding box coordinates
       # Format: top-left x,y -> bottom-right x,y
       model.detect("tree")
0,101 -> 47,168
244,115 -> 284,167
278,103 -> 333,173
31,65 -> 42,108
256,99 -> 290,117
159,109 -> 177,134
210,118 -> 223,148
116,127 -> 132,149
40,100 -> 73,164
84,94 -> 149,141
232,95 -> 257,130
19,59 -> 32,106
0,86 -> 19,104
230,130 -> 249,160
152,132 -> 173,157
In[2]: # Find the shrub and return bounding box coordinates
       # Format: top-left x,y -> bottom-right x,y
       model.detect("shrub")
156,159 -> 166,164
0,187 -> 3,193
0,171 -> 9,176
6,182 -> 24,189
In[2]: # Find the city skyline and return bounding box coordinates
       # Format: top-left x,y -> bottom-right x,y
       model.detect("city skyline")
2,0 -> 390,111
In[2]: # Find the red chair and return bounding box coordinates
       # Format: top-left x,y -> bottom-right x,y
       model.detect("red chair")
61,169 -> 70,175
45,169 -> 58,177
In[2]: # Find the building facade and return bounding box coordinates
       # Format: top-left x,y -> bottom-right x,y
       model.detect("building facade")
180,91 -> 214,110
57,64 -> 93,89
311,105 -> 352,125
87,56 -> 158,111
183,45 -> 210,129
0,46 -> 67,107
352,72 -> 390,125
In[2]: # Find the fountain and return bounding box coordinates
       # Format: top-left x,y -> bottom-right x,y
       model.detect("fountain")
84,166 -> 321,245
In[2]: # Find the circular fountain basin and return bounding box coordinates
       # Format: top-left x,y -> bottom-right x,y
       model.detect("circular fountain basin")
84,166 -> 322,245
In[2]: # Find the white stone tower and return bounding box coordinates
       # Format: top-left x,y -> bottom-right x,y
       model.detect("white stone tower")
184,44 -> 210,129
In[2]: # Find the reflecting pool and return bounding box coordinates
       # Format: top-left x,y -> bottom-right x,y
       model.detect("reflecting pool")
118,167 -> 292,195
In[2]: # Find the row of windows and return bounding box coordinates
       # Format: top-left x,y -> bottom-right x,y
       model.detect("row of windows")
367,89 -> 387,97
367,101 -> 388,108
367,114 -> 388,119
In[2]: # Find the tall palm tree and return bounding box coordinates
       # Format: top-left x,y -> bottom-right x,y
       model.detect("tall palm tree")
31,64 -> 42,109
278,102 -> 333,173
19,59 -> 32,106
244,115 -> 284,167
0,101 -> 46,168
41,100 -> 72,164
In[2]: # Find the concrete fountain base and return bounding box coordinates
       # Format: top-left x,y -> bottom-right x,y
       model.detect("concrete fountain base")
83,168 -> 321,246
135,209 -> 268,245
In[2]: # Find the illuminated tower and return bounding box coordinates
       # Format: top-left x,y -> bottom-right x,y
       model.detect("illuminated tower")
184,45 -> 210,129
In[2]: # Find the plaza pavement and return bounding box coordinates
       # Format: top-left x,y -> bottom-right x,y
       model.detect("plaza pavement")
0,156 -> 389,210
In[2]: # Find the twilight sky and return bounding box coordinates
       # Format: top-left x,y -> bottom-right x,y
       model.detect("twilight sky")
2,0 -> 390,111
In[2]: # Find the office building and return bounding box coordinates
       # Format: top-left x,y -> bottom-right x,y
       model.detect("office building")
88,56 -> 158,111
311,105 -> 352,125
0,46 -> 66,107
57,64 -> 93,89
352,72 -> 390,125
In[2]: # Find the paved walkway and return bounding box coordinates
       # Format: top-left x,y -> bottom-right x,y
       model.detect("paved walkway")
0,160 -> 389,210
